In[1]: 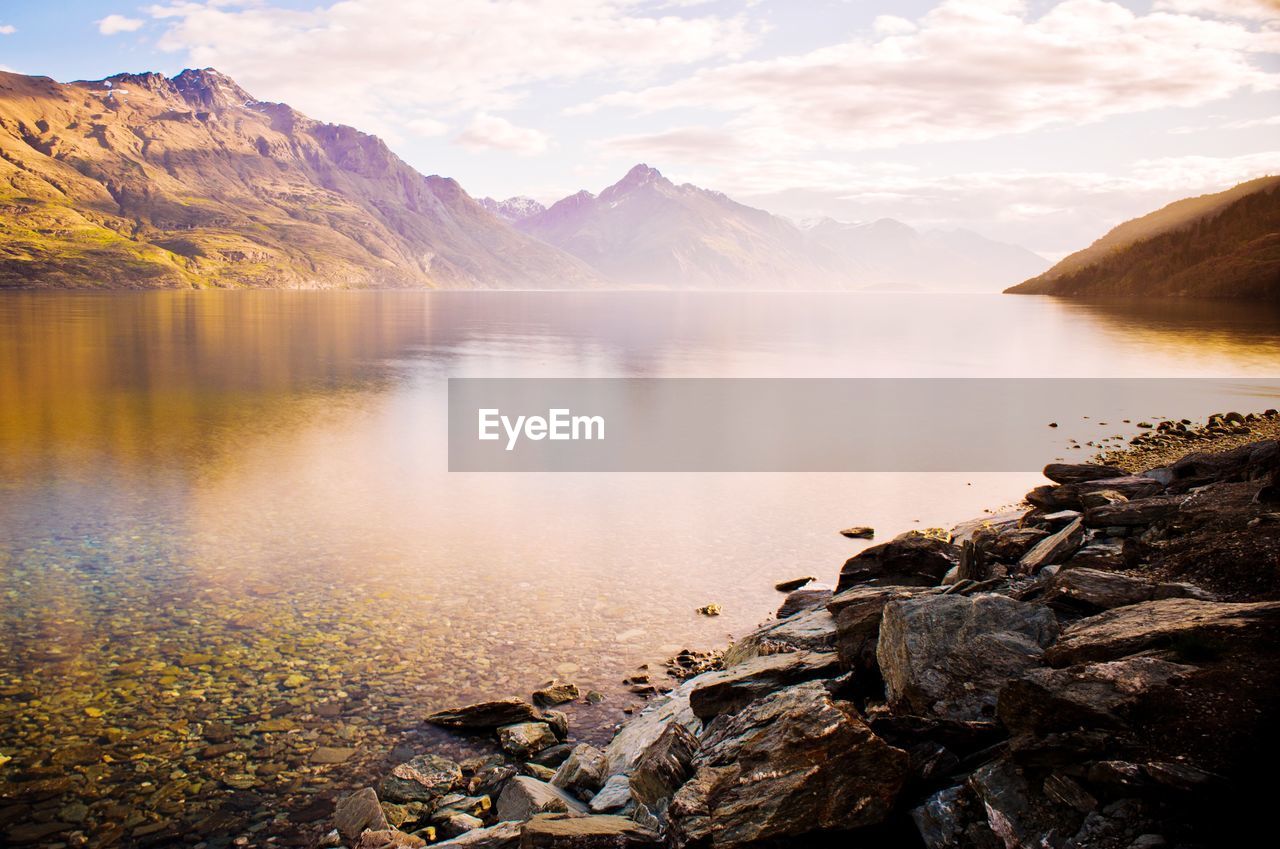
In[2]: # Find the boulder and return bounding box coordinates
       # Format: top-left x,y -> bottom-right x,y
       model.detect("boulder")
998,657 -> 1194,738
911,784 -> 992,849
436,813 -> 485,839
839,525 -> 876,539
534,682 -> 581,707
776,583 -> 832,618
495,776 -> 588,822
1044,463 -> 1127,484
828,585 -> 937,672
985,527 -> 1051,563
774,576 -> 814,592
587,775 -> 633,814
1063,539 -> 1127,571
1081,489 -> 1129,510
1028,476 -> 1164,511
1148,440 -> 1279,492
967,759 -> 1084,848
550,744 -> 607,800
519,813 -> 660,848
836,532 -> 960,592
381,754 -> 463,804
601,679 -> 701,779
1043,568 -> 1211,613
498,723 -> 558,760
531,744 -> 575,768
1084,496 -> 1185,528
428,699 -> 544,730
356,830 -> 427,849
629,723 -> 698,809
877,594 -> 1059,720
1018,518 -> 1085,572
720,606 -> 836,667
334,787 -> 389,841
432,821 -> 522,847
1045,599 -> 1280,666
687,650 -> 841,721
668,682 -> 908,847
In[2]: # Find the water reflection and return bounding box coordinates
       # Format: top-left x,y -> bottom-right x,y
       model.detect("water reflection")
1,290 -> 1278,841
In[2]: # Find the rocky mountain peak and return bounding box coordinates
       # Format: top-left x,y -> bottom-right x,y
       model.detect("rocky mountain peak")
170,68 -> 255,111
615,163 -> 665,190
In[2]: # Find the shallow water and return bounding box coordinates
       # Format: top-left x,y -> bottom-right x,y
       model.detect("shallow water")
1,291 -> 1279,842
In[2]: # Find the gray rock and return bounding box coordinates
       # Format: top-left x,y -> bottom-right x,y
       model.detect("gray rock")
428,698 -> 543,730
912,784 -> 980,849
551,744 -> 607,800
334,787 -> 389,841
668,682 -> 908,848
1018,517 -> 1084,572
1043,568 -> 1213,613
878,594 -> 1059,720
776,584 -> 832,619
602,679 -> 701,779
381,754 -> 463,804
498,722 -> 558,760
968,759 -> 1084,848
531,743 -> 576,768
494,776 -> 587,822
1045,598 -> 1280,666
986,526 -> 1051,563
542,710 -> 570,740
836,531 -> 960,592
519,813 -> 660,848
431,821 -> 521,848
720,606 -> 836,667
828,585 -> 939,672
1084,495 -> 1185,528
629,723 -> 698,809
1044,463 -> 1127,484
687,649 -> 841,721
436,813 -> 485,839
1064,539 -> 1127,571
588,775 -> 633,814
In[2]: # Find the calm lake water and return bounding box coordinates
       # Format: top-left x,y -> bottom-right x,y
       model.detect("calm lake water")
2,290 -> 1280,842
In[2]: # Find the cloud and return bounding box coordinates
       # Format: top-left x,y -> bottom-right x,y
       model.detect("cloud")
145,0 -> 759,133
455,114 -> 551,155
1154,0 -> 1280,21
98,14 -> 145,34
0,25 -> 15,35
587,0 -> 1279,155
406,117 -> 450,138
1171,114 -> 1280,133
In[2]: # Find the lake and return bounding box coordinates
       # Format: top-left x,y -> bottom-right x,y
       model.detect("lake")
2,290 -> 1279,840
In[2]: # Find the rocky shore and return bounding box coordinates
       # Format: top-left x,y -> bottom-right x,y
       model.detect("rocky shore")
318,414 -> 1280,848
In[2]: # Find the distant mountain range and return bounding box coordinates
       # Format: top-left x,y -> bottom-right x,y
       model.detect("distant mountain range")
1007,176 -> 1280,299
0,69 -> 599,288
485,165 -> 1049,291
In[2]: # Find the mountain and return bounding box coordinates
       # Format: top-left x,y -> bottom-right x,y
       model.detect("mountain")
1006,176 -> 1280,299
802,218 -> 1049,293
479,196 -> 546,223
517,165 -> 1047,290
516,164 -> 843,288
0,69 -> 600,289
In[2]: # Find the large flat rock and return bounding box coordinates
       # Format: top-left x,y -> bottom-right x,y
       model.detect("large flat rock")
519,813 -> 660,848
687,649 -> 841,721
720,606 -> 836,667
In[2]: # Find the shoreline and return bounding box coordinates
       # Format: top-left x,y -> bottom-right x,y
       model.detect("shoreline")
312,409 -> 1280,849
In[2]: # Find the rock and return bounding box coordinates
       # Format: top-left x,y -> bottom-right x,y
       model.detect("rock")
531,743 -> 575,768
696,603 -> 722,616
551,744 -> 608,799
776,583 -> 833,619
1044,463 -> 1127,484
356,830 -> 428,849
839,526 -> 876,539
496,776 -> 589,822
311,746 -> 357,765
499,722 -> 559,760
878,594 -> 1059,720
1045,599 -> 1280,666
588,775 -> 633,814
1018,518 -> 1085,572
968,759 -> 1083,848
912,784 -> 985,849
435,794 -> 493,818
828,585 -> 938,672
519,813 -> 660,848
986,527 -> 1051,562
427,699 -> 544,730
1043,568 -> 1212,613
774,576 -> 814,592
523,763 -> 557,781
687,650 -> 841,721
998,657 -> 1194,738
668,682 -> 908,847
1084,496 -> 1185,528
470,765 -> 518,799
601,679 -> 701,779
629,723 -> 698,809
836,532 -> 960,591
542,710 -> 570,740
432,821 -> 522,847
436,813 -> 485,839
1081,489 -> 1129,510
534,681 -> 580,707
720,606 -> 836,667
381,754 -> 463,804
1063,539 -> 1128,571
1028,476 -> 1163,511
335,787 -> 390,840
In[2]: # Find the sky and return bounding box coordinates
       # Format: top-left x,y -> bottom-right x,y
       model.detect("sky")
0,0 -> 1277,257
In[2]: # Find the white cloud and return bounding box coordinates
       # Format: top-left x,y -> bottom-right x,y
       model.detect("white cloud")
588,0 -> 1279,155
98,14 -> 145,35
455,113 -> 551,156
145,0 -> 759,133
1154,0 -> 1280,21
0,24 -> 15,35
406,117 -> 449,138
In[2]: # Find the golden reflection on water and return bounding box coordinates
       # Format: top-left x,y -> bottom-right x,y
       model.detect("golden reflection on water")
1,290 -> 1280,840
